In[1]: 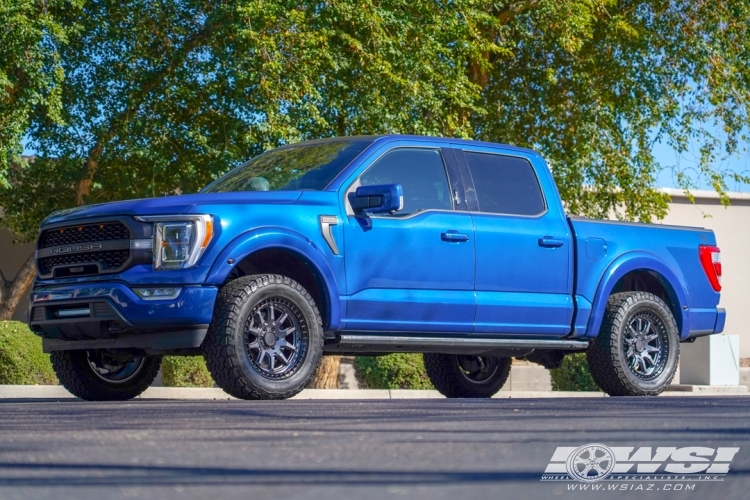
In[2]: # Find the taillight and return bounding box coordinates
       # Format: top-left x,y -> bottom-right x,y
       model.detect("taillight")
699,245 -> 722,292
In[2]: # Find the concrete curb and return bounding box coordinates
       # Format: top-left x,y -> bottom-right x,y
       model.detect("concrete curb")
0,385 -> 748,400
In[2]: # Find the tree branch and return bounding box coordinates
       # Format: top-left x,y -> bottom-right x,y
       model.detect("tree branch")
0,253 -> 36,321
75,20 -> 221,205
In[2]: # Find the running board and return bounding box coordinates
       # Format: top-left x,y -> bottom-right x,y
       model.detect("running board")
327,334 -> 589,355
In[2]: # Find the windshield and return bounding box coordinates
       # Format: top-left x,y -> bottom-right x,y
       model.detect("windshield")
201,140 -> 373,193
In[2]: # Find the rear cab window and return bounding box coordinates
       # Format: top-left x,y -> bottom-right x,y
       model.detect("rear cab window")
463,151 -> 546,216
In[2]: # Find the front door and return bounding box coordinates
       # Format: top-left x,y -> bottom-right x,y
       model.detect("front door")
454,147 -> 574,336
342,146 -> 475,333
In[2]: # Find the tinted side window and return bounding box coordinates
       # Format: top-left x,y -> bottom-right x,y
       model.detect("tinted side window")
464,152 -> 545,216
360,148 -> 452,216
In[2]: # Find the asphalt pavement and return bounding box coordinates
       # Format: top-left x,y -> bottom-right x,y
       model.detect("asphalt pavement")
0,397 -> 749,500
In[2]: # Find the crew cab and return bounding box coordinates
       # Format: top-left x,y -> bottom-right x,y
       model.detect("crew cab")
28,135 -> 726,400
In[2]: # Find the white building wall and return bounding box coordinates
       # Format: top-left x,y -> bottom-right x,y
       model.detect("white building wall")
657,189 -> 750,357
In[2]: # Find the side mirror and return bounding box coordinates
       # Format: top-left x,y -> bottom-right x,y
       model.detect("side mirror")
349,184 -> 404,214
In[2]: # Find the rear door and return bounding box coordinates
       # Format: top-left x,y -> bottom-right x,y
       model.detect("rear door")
452,146 -> 574,336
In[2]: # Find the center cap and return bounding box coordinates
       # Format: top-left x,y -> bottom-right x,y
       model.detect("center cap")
263,331 -> 277,347
635,339 -> 645,352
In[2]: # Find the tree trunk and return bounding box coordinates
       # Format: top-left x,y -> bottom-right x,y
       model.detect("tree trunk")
307,355 -> 340,389
0,253 -> 36,321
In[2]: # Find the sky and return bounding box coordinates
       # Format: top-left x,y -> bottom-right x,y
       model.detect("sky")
652,138 -> 750,193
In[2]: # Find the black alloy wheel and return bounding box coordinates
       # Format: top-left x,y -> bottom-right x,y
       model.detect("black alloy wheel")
51,349 -> 161,401
424,353 -> 511,398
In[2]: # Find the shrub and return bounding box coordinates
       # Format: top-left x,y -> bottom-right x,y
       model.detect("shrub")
549,353 -> 600,391
0,321 -> 57,385
354,353 -> 434,390
161,356 -> 214,387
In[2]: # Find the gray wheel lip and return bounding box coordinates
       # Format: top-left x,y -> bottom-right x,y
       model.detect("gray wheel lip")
86,351 -> 146,385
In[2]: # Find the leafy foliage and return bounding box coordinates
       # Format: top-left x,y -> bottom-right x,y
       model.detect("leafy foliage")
0,0 -> 82,176
549,353 -> 600,392
3,0 -> 750,241
354,354 -> 434,390
161,356 -> 214,388
0,321 -> 57,385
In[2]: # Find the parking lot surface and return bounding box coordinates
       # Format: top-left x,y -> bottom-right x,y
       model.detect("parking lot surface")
0,397 -> 748,499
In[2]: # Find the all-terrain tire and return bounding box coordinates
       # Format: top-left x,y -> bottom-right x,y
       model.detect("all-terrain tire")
202,274 -> 324,400
424,354 -> 511,398
50,350 -> 161,401
587,292 -> 679,396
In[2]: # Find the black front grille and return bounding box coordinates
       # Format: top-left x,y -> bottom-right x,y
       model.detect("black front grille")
39,250 -> 130,276
40,222 -> 130,249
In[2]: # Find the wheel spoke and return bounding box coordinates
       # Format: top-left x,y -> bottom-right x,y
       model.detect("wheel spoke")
247,341 -> 260,350
641,319 -> 651,334
256,349 -> 265,365
283,326 -> 296,336
268,352 -> 276,371
644,333 -> 658,342
276,351 -> 289,365
641,352 -> 656,371
632,355 -> 641,372
276,312 -> 288,325
646,345 -> 659,353
627,326 -> 639,340
280,340 -> 297,352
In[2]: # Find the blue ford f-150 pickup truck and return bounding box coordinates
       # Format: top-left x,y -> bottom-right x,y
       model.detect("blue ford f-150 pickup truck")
28,135 -> 726,400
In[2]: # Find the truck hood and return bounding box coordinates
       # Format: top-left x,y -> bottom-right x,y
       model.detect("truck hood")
41,191 -> 304,226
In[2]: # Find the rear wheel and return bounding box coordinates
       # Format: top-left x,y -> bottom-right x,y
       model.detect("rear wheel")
587,292 -> 679,396
203,274 -> 324,400
51,349 -> 161,401
424,353 -> 511,398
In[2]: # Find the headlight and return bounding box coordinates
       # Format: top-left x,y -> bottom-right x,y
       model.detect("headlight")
135,215 -> 214,270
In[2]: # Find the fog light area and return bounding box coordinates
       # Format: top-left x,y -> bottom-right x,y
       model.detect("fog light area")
132,287 -> 182,300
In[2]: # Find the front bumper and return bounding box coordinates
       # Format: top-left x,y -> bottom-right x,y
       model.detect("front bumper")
29,283 -> 218,353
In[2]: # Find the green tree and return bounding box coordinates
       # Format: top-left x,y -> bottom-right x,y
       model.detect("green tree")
0,0 -> 82,172
0,0 -> 82,320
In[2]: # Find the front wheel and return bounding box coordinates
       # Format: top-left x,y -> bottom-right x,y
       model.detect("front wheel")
51,349 -> 161,401
203,274 -> 324,400
424,354 -> 511,398
587,292 -> 679,396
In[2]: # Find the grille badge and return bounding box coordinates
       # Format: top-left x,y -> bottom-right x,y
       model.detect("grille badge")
49,243 -> 104,255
